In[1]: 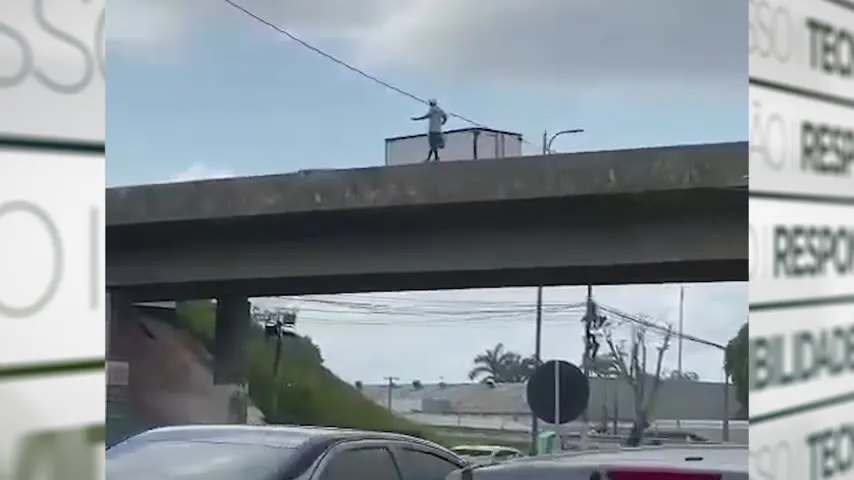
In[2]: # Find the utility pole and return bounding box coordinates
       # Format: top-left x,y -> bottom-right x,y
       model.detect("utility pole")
531,127 -> 581,454
580,285 -> 594,449
676,285 -> 685,429
384,376 -> 399,411
530,285 -> 543,454
722,372 -> 730,442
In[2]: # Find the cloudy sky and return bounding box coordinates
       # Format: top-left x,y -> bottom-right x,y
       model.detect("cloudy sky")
257,283 -> 747,385
104,0 -> 747,382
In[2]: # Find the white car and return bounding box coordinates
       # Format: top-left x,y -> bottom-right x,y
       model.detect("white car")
450,445 -> 524,465
446,444 -> 747,479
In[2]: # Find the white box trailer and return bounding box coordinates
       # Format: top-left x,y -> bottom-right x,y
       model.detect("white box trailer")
384,127 -> 524,166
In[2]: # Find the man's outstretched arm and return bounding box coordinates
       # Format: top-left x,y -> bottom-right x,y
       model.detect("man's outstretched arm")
410,114 -> 428,120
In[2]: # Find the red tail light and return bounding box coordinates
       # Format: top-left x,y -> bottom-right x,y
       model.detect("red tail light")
606,469 -> 721,480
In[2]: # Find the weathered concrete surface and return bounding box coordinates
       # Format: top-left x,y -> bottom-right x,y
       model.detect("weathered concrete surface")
106,142 -> 746,226
106,142 -> 746,298
213,295 -> 250,386
106,190 -> 746,299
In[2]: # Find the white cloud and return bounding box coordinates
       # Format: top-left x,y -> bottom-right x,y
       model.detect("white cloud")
106,1 -> 181,53
107,0 -> 744,95
166,163 -> 236,183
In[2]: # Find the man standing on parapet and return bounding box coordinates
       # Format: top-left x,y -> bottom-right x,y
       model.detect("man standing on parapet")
411,98 -> 448,163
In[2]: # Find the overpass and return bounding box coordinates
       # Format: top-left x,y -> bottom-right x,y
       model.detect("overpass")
105,141 -> 747,417
106,142 -> 747,302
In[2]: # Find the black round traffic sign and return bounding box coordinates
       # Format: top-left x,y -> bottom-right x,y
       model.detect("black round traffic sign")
526,360 -> 589,425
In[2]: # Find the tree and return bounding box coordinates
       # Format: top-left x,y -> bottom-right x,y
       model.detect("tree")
583,353 -> 620,378
724,322 -> 748,413
584,352 -> 620,432
604,323 -> 673,447
468,343 -> 538,383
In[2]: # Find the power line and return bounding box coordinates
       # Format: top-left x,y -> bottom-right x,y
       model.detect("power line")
252,296 -> 725,349
598,305 -> 726,350
286,292 -> 586,308
221,0 -> 542,150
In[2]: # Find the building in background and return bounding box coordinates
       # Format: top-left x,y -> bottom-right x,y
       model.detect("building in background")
385,127 -> 523,165
359,379 -> 747,444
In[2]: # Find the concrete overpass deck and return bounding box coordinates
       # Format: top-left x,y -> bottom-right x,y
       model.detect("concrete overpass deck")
106,143 -> 747,300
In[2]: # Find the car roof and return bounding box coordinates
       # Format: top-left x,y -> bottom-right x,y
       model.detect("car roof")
118,424 -> 439,450
454,445 -> 515,452
454,445 -> 746,477
111,424 -> 467,479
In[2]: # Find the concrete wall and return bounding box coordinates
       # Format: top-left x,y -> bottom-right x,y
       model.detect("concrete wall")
361,378 -> 740,421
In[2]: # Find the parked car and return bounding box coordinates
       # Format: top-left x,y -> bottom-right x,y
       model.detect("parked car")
641,428 -> 713,445
450,445 -> 524,465
445,444 -> 748,479
106,424 -> 468,480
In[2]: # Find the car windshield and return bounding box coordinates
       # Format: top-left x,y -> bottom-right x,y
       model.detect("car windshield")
452,448 -> 494,457
106,440 -> 293,479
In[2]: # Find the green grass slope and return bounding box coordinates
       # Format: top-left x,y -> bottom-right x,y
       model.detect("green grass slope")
174,301 -> 436,439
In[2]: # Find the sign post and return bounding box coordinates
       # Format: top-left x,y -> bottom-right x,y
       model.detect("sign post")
527,360 -> 589,454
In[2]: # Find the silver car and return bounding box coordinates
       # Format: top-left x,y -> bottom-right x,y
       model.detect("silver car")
445,444 -> 747,479
107,424 -> 468,480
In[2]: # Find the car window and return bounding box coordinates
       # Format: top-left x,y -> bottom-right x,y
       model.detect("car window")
318,447 -> 401,480
494,450 -> 514,458
105,440 -> 290,479
398,448 -> 462,480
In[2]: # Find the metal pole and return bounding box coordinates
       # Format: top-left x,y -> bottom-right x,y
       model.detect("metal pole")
384,376 -> 398,411
676,286 -> 684,429
271,332 -> 282,420
723,369 -> 731,442
545,129 -> 584,153
580,285 -> 593,449
553,358 -> 561,448
530,286 -> 543,454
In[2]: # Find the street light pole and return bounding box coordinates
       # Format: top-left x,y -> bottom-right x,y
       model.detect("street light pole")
530,128 -> 584,454
384,376 -> 399,411
543,129 -> 584,155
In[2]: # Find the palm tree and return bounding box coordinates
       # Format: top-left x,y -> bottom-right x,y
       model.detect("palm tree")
468,343 -> 537,383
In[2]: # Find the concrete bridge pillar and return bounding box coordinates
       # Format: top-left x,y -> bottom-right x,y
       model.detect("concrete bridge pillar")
213,295 -> 251,384
106,292 -> 133,363
213,295 -> 251,423
105,292 -> 140,444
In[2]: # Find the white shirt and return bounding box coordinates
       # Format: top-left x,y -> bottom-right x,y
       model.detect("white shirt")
426,106 -> 446,132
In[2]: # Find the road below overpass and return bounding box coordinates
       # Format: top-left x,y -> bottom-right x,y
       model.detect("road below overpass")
106,142 -> 747,301
407,413 -> 748,445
